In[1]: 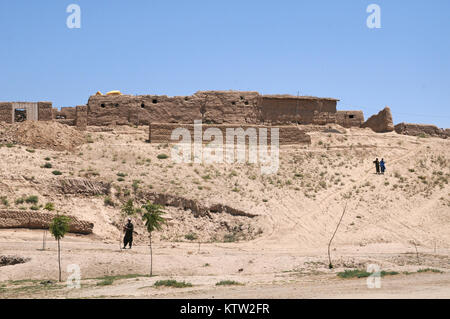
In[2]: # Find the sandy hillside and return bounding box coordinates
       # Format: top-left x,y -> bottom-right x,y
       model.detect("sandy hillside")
0,123 -> 449,299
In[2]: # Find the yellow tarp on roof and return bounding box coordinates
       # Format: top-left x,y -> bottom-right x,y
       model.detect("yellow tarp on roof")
106,90 -> 122,96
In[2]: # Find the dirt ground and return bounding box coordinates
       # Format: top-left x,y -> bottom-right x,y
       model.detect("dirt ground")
0,123 -> 449,298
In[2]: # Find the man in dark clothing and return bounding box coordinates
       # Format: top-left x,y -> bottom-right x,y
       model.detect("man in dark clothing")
373,158 -> 380,174
123,218 -> 134,249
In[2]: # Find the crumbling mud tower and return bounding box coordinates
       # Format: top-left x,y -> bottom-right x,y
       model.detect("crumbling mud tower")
361,106 -> 394,133
75,105 -> 88,131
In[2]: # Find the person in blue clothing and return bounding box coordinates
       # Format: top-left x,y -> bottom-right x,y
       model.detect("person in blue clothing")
380,158 -> 386,174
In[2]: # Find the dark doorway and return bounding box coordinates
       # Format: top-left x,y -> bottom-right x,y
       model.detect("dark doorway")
14,109 -> 27,122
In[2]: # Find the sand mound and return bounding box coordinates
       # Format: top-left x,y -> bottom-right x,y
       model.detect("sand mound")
0,121 -> 85,151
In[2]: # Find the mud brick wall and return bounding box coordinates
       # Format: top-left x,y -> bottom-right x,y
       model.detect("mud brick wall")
259,96 -> 338,125
312,111 -> 337,125
59,107 -> 77,120
37,102 -> 53,121
336,111 -> 365,128
0,210 -> 94,234
149,123 -> 311,145
87,91 -> 261,126
0,103 -> 13,123
87,91 -> 354,127
395,123 -> 449,139
75,105 -> 87,130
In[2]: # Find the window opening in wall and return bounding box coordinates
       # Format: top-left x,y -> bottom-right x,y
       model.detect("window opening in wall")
152,99 -> 158,104
101,104 -> 106,108
114,104 -> 119,108
141,103 -> 145,108
14,109 -> 26,122
231,101 -> 236,105
349,115 -> 355,119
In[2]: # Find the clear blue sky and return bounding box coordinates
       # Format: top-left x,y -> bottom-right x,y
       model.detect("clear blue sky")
1,0 -> 449,128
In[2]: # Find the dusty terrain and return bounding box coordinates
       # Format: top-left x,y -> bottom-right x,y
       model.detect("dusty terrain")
0,123 -> 449,299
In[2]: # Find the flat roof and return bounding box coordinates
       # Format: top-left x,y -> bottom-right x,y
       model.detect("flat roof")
261,95 -> 339,101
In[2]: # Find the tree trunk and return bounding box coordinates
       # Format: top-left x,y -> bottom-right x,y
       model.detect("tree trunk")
57,238 -> 61,282
42,229 -> 47,250
149,231 -> 153,276
327,202 -> 348,269
119,220 -> 123,250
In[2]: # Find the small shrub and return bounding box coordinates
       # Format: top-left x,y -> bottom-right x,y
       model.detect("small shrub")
132,180 -> 141,192
157,154 -> 169,160
337,270 -> 371,278
338,269 -> 399,279
417,268 -> 443,273
43,163 -> 53,169
97,278 -> 114,286
154,280 -> 192,288
184,233 -> 198,241
224,234 -> 237,242
0,197 -> 9,207
52,170 -> 63,176
44,202 -> 55,211
26,149 -> 35,153
25,195 -> 39,204
216,280 -> 243,286
104,196 -> 115,207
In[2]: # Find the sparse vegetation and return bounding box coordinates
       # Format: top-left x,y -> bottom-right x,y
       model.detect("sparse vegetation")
25,196 -> 39,204
157,154 -> 169,160
104,196 -> 115,207
337,269 -> 399,279
215,280 -> 243,286
43,162 -> 53,169
417,268 -> 443,273
184,232 -> 198,241
154,280 -> 192,288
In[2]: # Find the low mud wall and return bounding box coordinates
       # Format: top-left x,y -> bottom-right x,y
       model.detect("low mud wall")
139,191 -> 257,218
395,123 -> 449,139
55,178 -> 111,196
0,210 -> 94,234
149,123 -> 311,145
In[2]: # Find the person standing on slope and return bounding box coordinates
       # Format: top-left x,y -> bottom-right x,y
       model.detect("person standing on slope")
373,158 -> 380,174
123,218 -> 134,249
380,158 -> 386,174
